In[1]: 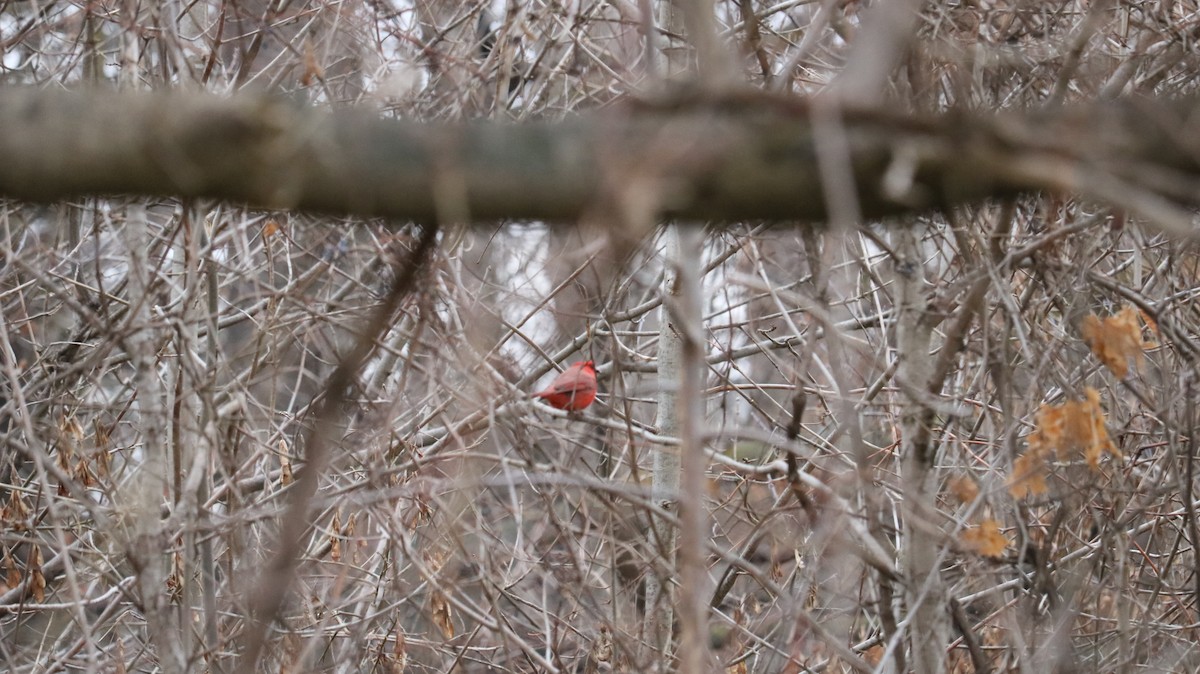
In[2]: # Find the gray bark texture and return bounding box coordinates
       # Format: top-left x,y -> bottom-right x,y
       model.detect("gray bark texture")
3,87 -> 1199,225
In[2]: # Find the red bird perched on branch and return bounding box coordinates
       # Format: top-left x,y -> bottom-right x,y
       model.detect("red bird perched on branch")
532,360 -> 597,411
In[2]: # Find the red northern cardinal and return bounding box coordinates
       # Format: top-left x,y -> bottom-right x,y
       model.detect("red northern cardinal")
533,360 -> 597,411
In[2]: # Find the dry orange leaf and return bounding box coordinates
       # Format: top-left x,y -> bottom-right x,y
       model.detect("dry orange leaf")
329,510 -> 342,563
1081,306 -> 1153,378
4,489 -> 30,527
301,40 -> 323,86
393,625 -> 409,674
279,440 -> 293,486
1025,387 -> 1121,469
262,218 -> 283,239
424,549 -> 447,574
948,475 -> 980,504
1080,388 -> 1122,469
589,625 -> 613,668
60,414 -> 84,444
29,546 -> 45,602
430,590 -> 454,639
1011,387 -> 1122,498
1008,451 -> 1048,499
961,518 -> 1008,558
4,550 -> 19,589
166,570 -> 182,604
1140,309 -> 1160,337
93,418 -> 112,450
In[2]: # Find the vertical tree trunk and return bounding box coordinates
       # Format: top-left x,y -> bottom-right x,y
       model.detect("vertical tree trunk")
642,0 -> 688,659
672,225 -> 711,674
894,226 -> 949,674
122,207 -> 187,674
645,227 -> 681,656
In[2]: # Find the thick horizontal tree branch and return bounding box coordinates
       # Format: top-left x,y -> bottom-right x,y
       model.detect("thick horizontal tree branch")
0,87 -> 1198,223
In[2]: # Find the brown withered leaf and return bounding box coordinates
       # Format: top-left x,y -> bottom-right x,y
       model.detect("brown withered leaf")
166,571 -> 182,604
424,548 -> 447,575
1024,387 -> 1121,470
28,546 -> 45,602
279,439 -> 293,486
586,625 -> 613,673
91,419 -> 112,481
56,418 -> 77,496
1081,306 -> 1152,378
93,418 -> 112,450
4,489 -> 31,528
393,625 -> 408,674
948,475 -> 979,504
74,458 -> 95,489
1008,451 -> 1048,499
4,548 -> 19,589
300,39 -> 324,86
1079,388 -> 1122,469
330,510 -> 342,563
167,551 -> 184,604
262,218 -> 283,239
403,492 -> 434,528
430,590 -> 454,639
343,512 -> 360,564
115,639 -> 126,674
1011,387 -> 1121,499
961,518 -> 1009,558
862,645 -> 885,666
1140,309 -> 1160,338
60,414 -> 84,445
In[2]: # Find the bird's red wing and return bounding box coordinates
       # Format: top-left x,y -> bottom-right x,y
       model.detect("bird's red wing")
548,379 -> 596,395
533,362 -> 597,410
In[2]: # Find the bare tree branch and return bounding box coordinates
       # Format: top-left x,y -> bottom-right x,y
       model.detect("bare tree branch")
3,87 -> 1200,225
